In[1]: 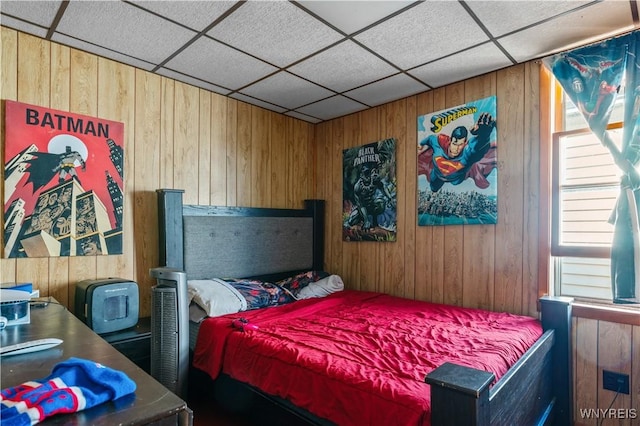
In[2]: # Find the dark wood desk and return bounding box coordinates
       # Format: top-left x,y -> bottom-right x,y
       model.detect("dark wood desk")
1,300 -> 192,425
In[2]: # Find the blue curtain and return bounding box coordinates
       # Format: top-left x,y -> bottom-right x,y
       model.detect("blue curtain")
543,31 -> 640,303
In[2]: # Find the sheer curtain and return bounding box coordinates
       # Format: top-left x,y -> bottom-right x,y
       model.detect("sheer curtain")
543,31 -> 640,303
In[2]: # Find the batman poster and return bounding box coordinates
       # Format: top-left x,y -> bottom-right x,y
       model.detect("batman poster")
3,100 -> 125,258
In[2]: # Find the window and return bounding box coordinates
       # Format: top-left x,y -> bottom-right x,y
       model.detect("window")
550,83 -> 625,300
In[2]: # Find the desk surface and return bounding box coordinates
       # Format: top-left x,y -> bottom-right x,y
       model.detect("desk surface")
1,300 -> 191,425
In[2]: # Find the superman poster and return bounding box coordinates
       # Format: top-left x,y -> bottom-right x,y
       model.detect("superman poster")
3,100 -> 124,258
343,138 -> 397,242
417,96 -> 497,226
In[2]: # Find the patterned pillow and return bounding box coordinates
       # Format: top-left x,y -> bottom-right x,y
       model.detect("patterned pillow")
276,271 -> 330,298
226,279 -> 294,310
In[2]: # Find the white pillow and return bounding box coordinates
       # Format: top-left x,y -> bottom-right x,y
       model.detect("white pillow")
189,303 -> 208,323
297,275 -> 344,299
187,278 -> 247,317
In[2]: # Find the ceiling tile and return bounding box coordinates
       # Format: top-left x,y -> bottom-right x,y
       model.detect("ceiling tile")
499,0 -> 635,62
297,0 -> 415,35
466,0 -> 593,37
240,71 -> 335,110
354,1 -> 489,70
295,95 -> 368,121
131,0 -> 236,32
164,36 -> 278,91
0,0 -> 61,27
207,1 -> 344,67
344,73 -> 428,107
156,68 -> 231,96
1,0 -> 635,124
229,93 -> 287,113
288,40 -> 398,93
410,43 -> 512,88
55,1 -> 197,65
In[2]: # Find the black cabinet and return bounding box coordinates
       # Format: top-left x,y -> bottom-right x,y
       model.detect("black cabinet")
102,317 -> 151,373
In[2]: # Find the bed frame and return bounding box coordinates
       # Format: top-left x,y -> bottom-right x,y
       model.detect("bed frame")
154,188 -> 573,426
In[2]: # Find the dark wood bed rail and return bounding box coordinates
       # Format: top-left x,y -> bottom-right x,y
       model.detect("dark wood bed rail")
540,295 -> 574,426
426,296 -> 573,426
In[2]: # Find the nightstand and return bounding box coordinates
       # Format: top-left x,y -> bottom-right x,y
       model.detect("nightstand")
102,317 -> 151,373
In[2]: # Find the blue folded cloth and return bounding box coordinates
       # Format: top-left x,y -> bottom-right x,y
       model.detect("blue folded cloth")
1,357 -> 136,426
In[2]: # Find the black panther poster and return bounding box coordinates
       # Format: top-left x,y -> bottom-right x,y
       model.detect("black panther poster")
342,138 -> 396,242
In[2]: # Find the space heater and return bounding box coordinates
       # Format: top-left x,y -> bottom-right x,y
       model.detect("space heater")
149,267 -> 189,399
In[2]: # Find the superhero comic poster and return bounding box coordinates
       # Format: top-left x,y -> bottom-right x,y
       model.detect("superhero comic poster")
3,100 -> 125,258
343,138 -> 397,242
417,96 -> 498,226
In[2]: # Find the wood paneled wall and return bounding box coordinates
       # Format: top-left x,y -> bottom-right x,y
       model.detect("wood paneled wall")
313,62 -> 640,424
0,29 -> 315,316
2,27 -> 638,423
314,63 -> 541,318
574,318 -> 640,425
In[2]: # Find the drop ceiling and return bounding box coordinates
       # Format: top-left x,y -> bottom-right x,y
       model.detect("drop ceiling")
1,0 -> 637,123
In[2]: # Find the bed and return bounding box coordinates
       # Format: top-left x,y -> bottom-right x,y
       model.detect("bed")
152,188 -> 573,426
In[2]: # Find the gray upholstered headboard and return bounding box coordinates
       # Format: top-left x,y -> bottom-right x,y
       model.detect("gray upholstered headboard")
156,189 -> 325,281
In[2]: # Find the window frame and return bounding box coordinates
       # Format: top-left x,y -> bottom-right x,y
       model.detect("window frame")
540,54 -> 640,322
543,66 -> 626,304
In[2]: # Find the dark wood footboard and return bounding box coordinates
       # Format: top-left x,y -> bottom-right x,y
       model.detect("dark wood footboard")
426,296 -> 573,426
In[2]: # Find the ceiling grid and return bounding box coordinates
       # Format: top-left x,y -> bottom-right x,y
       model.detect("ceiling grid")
0,0 -> 636,123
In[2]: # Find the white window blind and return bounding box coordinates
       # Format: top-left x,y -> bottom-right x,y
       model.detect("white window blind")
556,257 -> 612,299
554,129 -> 621,252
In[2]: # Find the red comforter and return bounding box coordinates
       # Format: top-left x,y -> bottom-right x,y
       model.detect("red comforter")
193,290 -> 542,426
